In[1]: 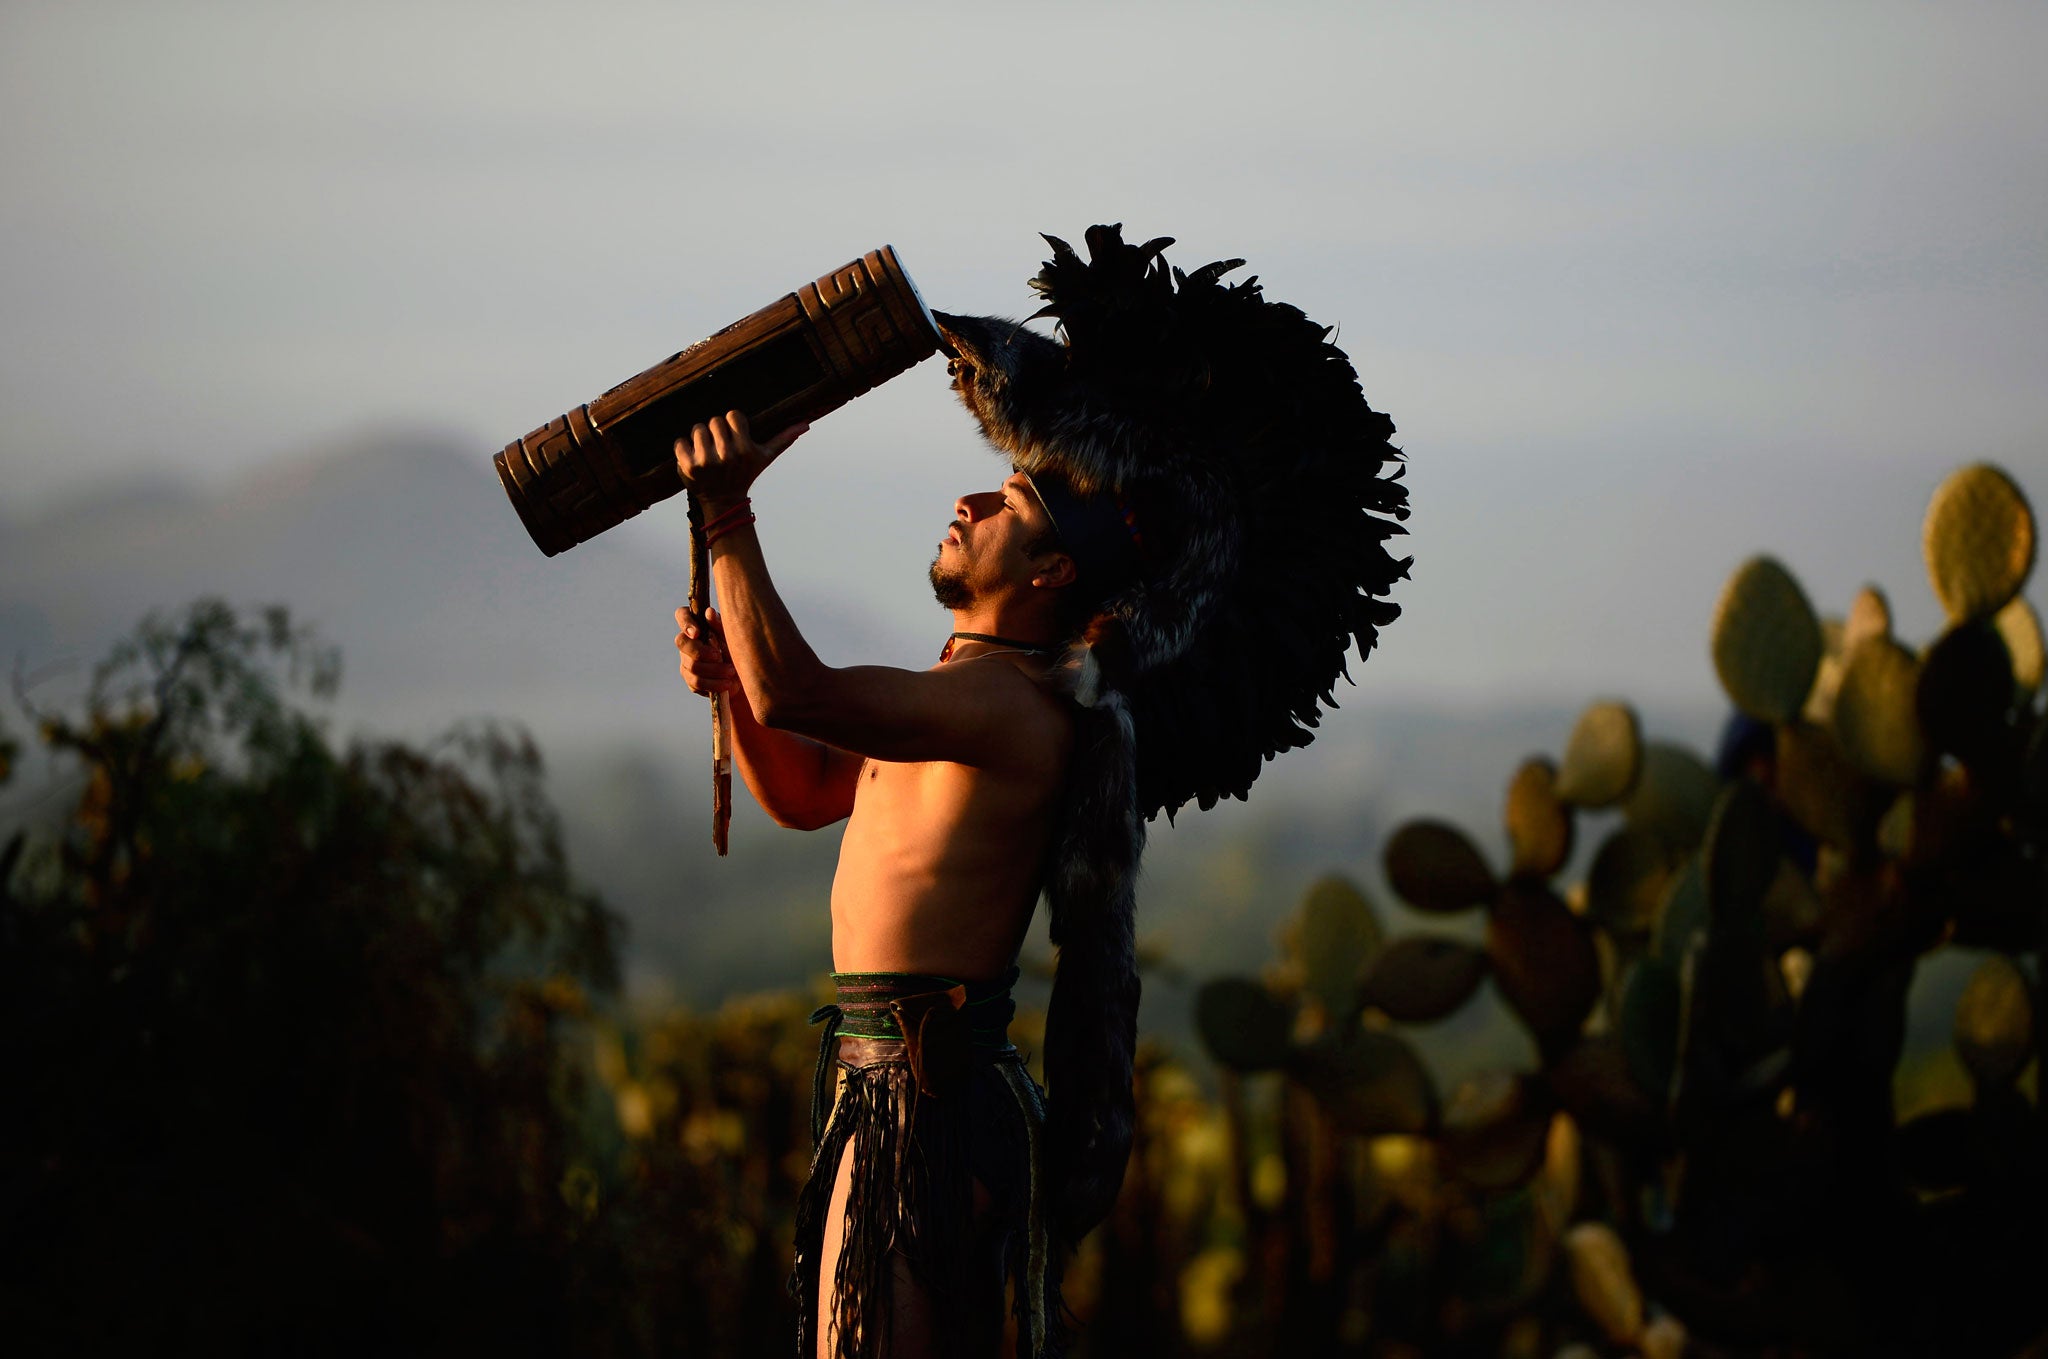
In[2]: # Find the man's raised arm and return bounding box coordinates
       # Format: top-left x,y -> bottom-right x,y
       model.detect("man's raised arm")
673,412 -> 1059,777
674,604 -> 860,830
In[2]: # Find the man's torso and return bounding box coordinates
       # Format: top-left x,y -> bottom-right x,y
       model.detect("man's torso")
827,656 -> 1073,980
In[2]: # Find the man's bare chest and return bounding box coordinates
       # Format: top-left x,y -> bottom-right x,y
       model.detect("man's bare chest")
847,755 -> 1048,835
852,756 -> 961,812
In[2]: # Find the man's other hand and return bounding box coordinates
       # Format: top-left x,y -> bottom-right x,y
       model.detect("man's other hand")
674,605 -> 739,696
672,410 -> 809,504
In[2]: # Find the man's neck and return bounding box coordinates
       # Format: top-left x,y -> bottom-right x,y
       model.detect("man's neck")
948,609 -> 1059,651
941,611 -> 1063,666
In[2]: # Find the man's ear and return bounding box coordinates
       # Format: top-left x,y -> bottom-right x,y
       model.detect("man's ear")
1030,552 -> 1078,590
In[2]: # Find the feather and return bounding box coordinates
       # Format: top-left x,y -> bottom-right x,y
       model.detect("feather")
930,224 -> 1410,1263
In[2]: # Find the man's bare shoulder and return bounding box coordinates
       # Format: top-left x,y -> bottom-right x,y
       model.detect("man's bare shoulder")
938,653 -> 1075,775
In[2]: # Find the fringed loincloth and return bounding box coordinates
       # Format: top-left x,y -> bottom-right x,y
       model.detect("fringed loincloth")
792,968 -> 1063,1359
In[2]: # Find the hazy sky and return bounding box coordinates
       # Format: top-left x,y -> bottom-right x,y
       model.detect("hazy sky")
4,1 -> 2044,709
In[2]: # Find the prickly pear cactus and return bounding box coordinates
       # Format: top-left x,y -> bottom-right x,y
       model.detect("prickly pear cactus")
1845,583 -> 1893,652
1996,595 -> 2044,700
1439,1071 -> 1553,1191
1555,700 -> 1643,808
1833,635 -> 1926,785
1923,462 -> 2035,623
1953,954 -> 2033,1087
1190,461 -> 2046,1356
1562,1222 -> 1644,1349
1194,976 -> 1293,1072
1505,756 -> 1573,878
1586,827 -> 1679,941
1621,742 -> 1717,852
1293,874 -> 1383,1019
1712,556 -> 1824,723
1358,934 -> 1488,1022
1488,882 -> 1601,1047
1918,620 -> 2019,765
1383,819 -> 1496,913
1290,1028 -> 1437,1136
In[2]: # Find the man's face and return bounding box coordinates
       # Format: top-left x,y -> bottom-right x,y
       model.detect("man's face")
929,472 -> 1060,609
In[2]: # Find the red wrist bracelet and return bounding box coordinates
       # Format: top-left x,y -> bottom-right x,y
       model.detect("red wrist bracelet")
699,496 -> 753,533
703,512 -> 757,547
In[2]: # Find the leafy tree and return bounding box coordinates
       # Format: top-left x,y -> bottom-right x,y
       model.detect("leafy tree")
1,601 -> 622,1354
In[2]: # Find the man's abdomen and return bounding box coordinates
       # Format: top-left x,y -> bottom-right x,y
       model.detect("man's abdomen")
828,763 -> 1054,978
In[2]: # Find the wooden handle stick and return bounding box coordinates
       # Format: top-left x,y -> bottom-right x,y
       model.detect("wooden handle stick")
687,493 -> 733,855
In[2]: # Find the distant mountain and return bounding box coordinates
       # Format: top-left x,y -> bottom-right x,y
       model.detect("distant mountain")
0,431 -> 917,746
0,431 -> 924,1001
0,435 -> 1729,1052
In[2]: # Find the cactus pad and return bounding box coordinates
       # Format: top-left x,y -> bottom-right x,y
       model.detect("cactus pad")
1563,1221 -> 1645,1348
1487,882 -> 1602,1045
1711,556 -> 1824,723
1556,700 -> 1644,808
1773,721 -> 1865,850
1832,636 -> 1926,785
1779,945 -> 1813,1002
1443,1185 -> 1553,1315
1994,595 -> 2043,699
1621,742 -> 1719,853
1293,875 -> 1384,1018
1193,977 -> 1294,1072
1618,955 -> 1684,1103
1845,584 -> 1892,652
1761,857 -> 1823,949
1916,620 -> 2016,765
1810,625 -> 1851,725
1652,859 -> 1708,966
1384,819 -> 1497,913
1586,827 -> 1679,941
1357,934 -> 1490,1021
1289,1029 -> 1437,1136
1876,789 -> 1915,861
1546,1037 -> 1661,1149
1953,954 -> 2034,1087
2028,719 -> 2048,842
1440,1072 -> 1554,1190
1505,756 -> 1574,878
1923,462 -> 2036,622
1806,586 -> 1890,724
1702,782 -> 1777,931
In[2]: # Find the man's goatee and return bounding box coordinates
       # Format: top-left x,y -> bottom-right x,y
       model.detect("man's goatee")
929,556 -> 973,609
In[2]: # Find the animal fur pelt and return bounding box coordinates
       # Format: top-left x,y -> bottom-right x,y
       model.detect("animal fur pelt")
935,225 -> 1409,1245
1037,688 -> 1143,1243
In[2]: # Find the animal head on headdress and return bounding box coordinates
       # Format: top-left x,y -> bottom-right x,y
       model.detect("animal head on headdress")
936,225 -> 1410,819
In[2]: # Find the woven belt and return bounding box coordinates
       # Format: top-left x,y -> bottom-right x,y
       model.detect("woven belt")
808,967 -> 1019,1143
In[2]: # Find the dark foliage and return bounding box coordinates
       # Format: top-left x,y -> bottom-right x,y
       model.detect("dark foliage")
0,601 -> 627,1355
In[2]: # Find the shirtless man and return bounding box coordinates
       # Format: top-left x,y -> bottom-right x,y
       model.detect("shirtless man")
666,225 -> 1406,1359
671,410 -> 1085,1358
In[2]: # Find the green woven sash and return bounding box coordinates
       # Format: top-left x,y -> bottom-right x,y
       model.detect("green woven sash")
828,968 -> 1019,1048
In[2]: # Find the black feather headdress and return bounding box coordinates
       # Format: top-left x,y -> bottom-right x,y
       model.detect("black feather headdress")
935,224 -> 1409,816
932,226 -> 1409,1248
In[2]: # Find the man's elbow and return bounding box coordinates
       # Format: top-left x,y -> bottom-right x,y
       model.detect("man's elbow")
749,680 -> 821,734
762,804 -> 809,831
757,790 -> 844,833
750,691 -> 795,731
776,806 -> 845,833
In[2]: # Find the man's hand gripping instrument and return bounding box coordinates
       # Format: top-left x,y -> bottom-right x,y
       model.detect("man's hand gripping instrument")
491,247 -> 944,852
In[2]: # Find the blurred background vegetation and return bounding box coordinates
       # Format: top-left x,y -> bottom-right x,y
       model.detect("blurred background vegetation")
1,462 -> 2040,1357
5,6 -> 2046,1354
